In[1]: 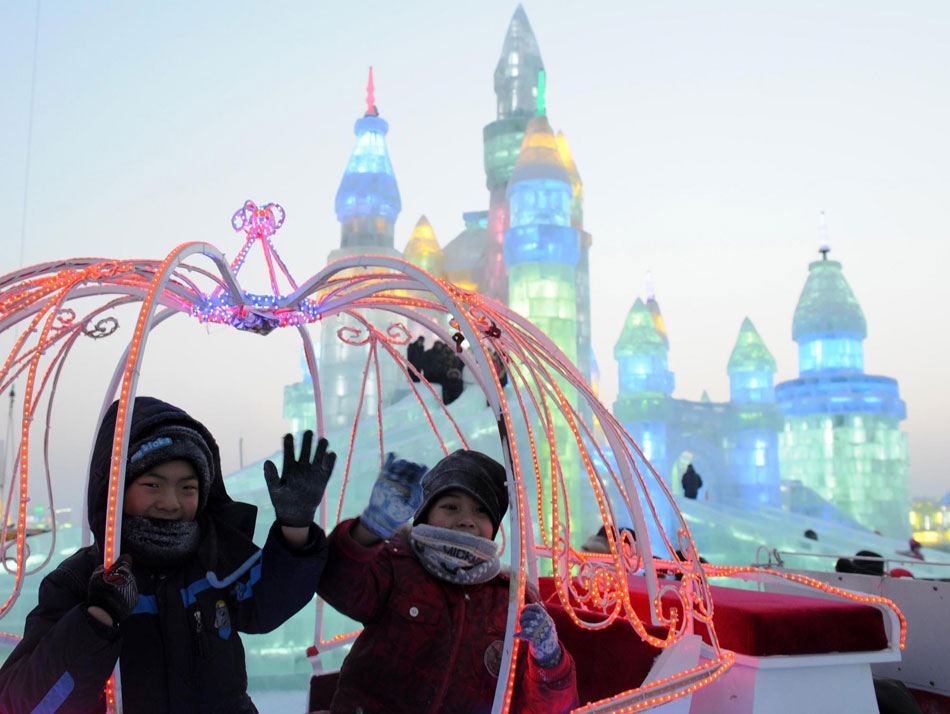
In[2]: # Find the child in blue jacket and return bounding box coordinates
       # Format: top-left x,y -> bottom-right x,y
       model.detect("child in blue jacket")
0,396 -> 334,713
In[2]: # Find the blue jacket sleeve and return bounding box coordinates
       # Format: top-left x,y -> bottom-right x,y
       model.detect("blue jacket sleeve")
231,521 -> 328,635
0,562 -> 121,714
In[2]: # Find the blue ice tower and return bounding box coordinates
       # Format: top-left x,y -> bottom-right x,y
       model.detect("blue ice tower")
334,96 -> 401,250
295,74 -> 405,432
504,108 -> 580,363
776,251 -> 910,536
726,318 -> 783,505
613,298 -> 675,540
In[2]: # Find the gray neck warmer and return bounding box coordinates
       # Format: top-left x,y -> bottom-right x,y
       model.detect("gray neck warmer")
410,524 -> 501,585
122,516 -> 200,571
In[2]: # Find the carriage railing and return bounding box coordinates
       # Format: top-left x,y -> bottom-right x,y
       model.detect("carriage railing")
0,226 -> 727,712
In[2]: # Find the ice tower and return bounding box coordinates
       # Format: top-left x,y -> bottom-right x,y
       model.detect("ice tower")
504,75 -> 579,364
614,298 -> 675,478
403,215 -> 444,279
776,250 -> 910,536
504,71 -> 587,532
402,215 -> 447,337
333,68 -> 401,251
613,297 -> 675,535
482,5 -> 545,304
287,70 -> 405,432
725,318 -> 782,504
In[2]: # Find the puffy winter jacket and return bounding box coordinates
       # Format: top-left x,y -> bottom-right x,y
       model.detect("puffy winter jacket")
0,397 -> 328,714
317,519 -> 578,714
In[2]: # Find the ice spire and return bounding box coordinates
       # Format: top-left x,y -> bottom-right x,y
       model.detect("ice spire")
365,66 -> 378,117
818,210 -> 830,260
727,317 -> 781,503
728,318 -> 777,375
483,6 -> 546,303
494,4 -> 545,120
613,296 -> 675,535
508,112 -> 570,186
792,257 -> 866,344
615,298 -> 668,360
505,99 -> 578,362
403,215 -> 444,278
334,70 -> 401,249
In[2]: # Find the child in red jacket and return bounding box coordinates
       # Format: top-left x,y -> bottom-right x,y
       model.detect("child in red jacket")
317,450 -> 578,713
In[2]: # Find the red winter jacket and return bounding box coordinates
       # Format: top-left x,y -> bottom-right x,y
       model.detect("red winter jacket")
317,519 -> 578,714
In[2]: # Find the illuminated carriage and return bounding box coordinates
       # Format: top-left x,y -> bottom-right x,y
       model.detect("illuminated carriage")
0,202 -> 904,713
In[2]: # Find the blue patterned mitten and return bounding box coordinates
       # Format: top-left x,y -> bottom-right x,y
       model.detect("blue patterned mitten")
360,454 -> 427,539
516,602 -> 563,668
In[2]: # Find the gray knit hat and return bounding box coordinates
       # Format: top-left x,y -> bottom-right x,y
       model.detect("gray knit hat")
413,450 -> 509,538
126,423 -> 214,512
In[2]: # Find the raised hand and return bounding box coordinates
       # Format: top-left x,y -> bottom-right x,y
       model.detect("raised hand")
515,602 -> 562,668
360,453 -> 428,540
87,554 -> 138,625
264,431 -> 336,528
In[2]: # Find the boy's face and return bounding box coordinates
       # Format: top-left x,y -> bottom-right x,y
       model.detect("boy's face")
425,489 -> 493,540
124,459 -> 200,521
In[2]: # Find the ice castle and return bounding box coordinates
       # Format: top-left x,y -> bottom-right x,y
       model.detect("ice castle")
282,5 -> 910,540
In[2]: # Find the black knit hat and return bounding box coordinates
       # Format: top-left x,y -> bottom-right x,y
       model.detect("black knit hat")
413,450 -> 509,538
126,423 -> 215,513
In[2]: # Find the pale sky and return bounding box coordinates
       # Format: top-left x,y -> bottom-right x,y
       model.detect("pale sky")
1,1 -> 947,518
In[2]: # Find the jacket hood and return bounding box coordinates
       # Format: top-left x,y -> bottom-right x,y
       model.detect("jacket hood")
88,397 -> 257,558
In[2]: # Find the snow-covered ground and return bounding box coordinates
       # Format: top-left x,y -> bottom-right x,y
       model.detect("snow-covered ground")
251,689 -> 310,714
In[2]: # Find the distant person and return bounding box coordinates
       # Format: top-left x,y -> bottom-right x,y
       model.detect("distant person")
406,338 -> 466,405
907,538 -> 924,561
681,464 -> 703,499
490,348 -> 509,388
896,538 -> 925,562
581,525 -> 636,554
835,550 -> 885,576
407,336 -> 426,383
804,529 -> 818,541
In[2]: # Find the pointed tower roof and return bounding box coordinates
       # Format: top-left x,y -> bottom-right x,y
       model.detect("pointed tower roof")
615,298 -> 667,358
700,390 -> 711,403
334,69 -> 401,225
403,215 -> 444,278
494,5 -> 545,119
792,253 -> 866,341
508,114 -> 570,186
728,318 -> 777,373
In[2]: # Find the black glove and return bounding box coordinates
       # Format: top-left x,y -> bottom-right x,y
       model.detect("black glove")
87,554 -> 138,625
264,431 -> 336,528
